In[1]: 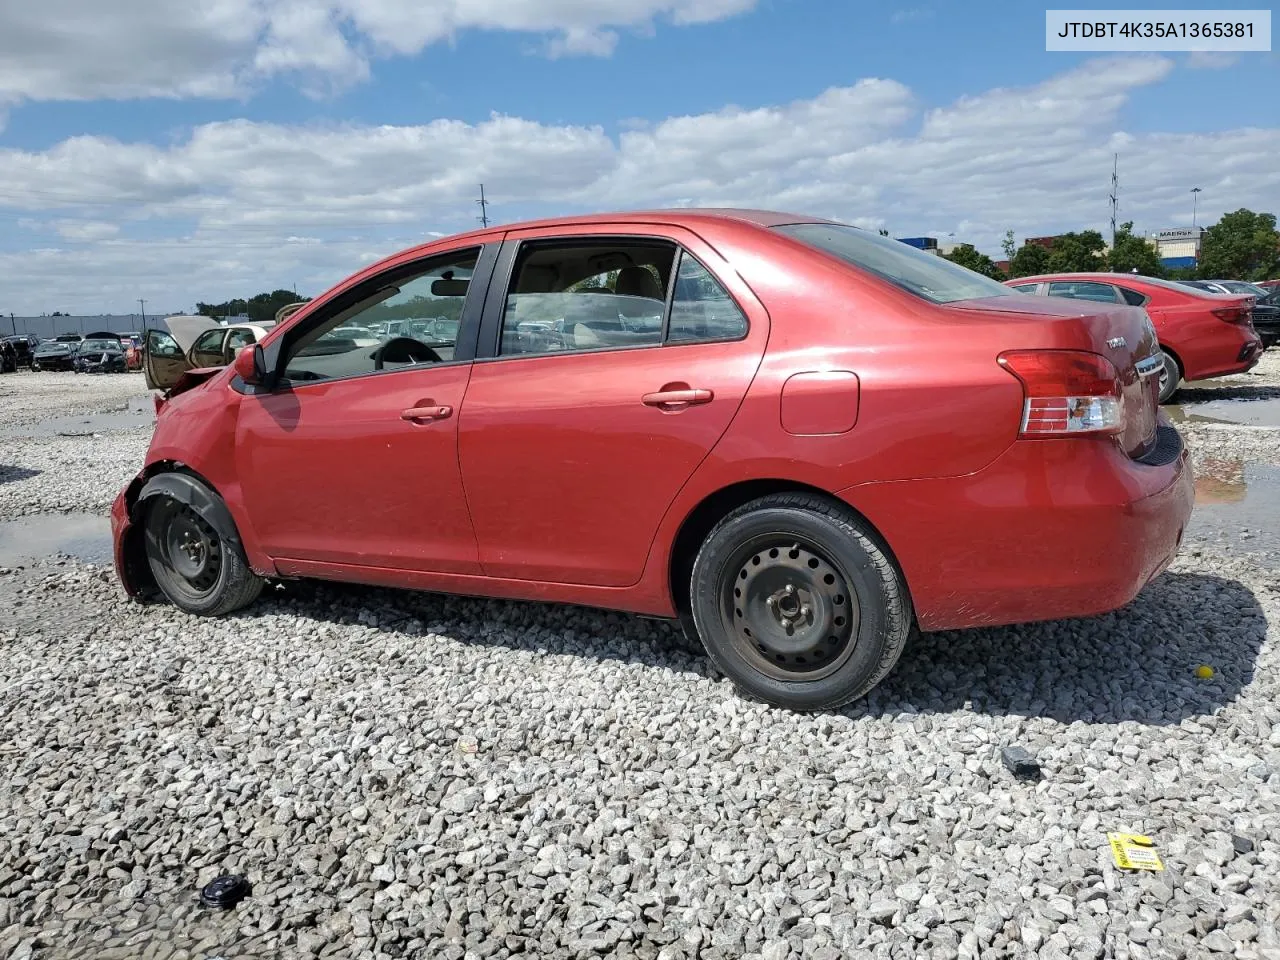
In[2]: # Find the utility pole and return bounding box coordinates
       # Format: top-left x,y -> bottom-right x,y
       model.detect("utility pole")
476,184 -> 490,228
8,312 -> 14,336
1191,187 -> 1202,227
138,298 -> 147,332
1108,153 -> 1119,246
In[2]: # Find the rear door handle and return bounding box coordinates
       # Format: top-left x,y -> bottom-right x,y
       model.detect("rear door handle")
400,404 -> 453,421
642,388 -> 714,407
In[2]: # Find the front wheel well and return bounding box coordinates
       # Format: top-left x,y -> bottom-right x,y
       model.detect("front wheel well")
667,479 -> 909,618
121,461 -> 224,599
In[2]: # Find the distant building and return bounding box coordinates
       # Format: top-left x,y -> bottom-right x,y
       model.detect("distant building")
3,313 -> 183,340
897,236 -> 939,255
1024,236 -> 1060,250
1148,227 -> 1202,269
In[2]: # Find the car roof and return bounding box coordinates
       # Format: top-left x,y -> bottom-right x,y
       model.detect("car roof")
369,208 -> 834,266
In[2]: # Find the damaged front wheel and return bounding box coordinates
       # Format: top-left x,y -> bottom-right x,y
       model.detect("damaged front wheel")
144,493 -> 263,616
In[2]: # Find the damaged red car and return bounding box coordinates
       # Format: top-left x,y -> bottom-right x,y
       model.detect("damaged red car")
113,210 -> 1193,711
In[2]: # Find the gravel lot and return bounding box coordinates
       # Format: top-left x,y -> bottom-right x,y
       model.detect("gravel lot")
2,365 -> 1279,960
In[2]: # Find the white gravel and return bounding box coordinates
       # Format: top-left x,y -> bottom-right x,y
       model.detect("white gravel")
2,367 -> 1279,960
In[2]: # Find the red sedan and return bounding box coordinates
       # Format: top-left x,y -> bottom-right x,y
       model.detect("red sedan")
1006,272 -> 1262,401
112,210 -> 1193,711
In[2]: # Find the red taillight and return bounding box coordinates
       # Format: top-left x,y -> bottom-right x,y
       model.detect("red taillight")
998,350 -> 1123,438
1211,306 -> 1250,324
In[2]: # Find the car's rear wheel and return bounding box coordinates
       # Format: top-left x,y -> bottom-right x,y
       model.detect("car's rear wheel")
1158,349 -> 1181,404
688,493 -> 912,711
144,494 -> 263,616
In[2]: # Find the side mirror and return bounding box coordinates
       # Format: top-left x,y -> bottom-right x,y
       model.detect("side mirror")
233,343 -> 265,385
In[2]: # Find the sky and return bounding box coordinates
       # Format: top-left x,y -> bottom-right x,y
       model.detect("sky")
0,0 -> 1277,315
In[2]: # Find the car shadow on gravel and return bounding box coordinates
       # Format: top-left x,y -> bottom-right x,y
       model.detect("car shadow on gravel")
0,464 -> 41,485
857,571 -> 1266,725
251,568 -> 1263,726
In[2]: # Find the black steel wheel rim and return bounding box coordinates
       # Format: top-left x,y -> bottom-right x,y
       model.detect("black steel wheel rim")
159,503 -> 223,596
718,535 -> 859,681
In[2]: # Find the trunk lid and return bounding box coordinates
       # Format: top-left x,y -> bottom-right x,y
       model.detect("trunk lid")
949,295 -> 1161,458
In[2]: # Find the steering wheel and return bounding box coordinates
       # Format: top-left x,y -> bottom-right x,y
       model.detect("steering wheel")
373,337 -> 443,370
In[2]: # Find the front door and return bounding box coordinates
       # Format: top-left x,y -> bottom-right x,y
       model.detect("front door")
143,328 -> 193,390
235,244 -> 494,573
458,229 -> 769,586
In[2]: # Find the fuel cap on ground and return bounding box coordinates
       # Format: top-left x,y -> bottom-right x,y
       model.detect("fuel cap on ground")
199,874 -> 251,909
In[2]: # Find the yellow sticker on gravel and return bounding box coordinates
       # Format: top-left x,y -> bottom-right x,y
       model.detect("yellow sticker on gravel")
1108,833 -> 1164,871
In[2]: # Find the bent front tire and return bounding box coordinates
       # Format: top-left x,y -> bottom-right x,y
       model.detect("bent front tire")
143,493 -> 263,616
688,493 -> 912,712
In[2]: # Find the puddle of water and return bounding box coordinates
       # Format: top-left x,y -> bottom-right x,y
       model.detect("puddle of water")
1188,460 -> 1280,552
1168,396 -> 1280,427
0,396 -> 154,439
0,513 -> 112,566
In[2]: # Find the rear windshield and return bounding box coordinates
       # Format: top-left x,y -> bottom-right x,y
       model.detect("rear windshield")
774,223 -> 1014,304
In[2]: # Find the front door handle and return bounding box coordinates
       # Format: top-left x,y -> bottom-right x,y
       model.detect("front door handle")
401,404 -> 453,421
642,388 -> 714,408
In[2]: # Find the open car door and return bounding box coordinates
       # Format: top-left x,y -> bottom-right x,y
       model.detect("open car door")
144,316 -> 217,391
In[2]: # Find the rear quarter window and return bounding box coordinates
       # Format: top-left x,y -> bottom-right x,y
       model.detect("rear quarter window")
773,223 -> 1015,305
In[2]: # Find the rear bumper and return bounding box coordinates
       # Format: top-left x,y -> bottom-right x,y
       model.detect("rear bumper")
1193,328 -> 1263,379
841,423 -> 1194,632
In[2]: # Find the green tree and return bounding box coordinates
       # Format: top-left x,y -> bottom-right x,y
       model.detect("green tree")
1008,242 -> 1051,278
1001,230 -> 1017,263
1047,230 -> 1107,273
197,289 -> 311,325
943,244 -> 1003,279
1107,222 -> 1164,277
1197,208 -> 1280,280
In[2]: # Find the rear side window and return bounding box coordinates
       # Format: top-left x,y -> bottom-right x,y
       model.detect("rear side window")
501,240 -> 674,356
774,222 -> 1014,304
1118,286 -> 1149,307
1047,281 -> 1121,303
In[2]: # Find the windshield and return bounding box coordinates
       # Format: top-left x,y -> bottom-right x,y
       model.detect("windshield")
774,222 -> 1014,304
80,338 -> 119,351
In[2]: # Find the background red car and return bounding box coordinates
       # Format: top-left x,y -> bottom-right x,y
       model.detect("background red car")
1006,272 -> 1261,401
114,211 -> 1192,711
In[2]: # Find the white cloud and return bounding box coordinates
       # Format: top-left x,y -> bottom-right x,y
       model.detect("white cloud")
1186,52 -> 1241,69
52,220 -> 121,241
1,56 -> 1278,313
0,0 -> 760,108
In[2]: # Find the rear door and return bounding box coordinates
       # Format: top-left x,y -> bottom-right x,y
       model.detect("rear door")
457,225 -> 769,586
189,328 -> 229,368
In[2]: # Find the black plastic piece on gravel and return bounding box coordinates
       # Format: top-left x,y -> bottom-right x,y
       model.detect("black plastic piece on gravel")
1000,746 -> 1041,779
199,874 -> 251,909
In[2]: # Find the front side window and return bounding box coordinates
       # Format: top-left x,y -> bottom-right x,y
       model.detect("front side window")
283,248 -> 479,383
500,241 -> 675,356
774,222 -> 1015,304
1047,281 -> 1121,303
667,252 -> 749,342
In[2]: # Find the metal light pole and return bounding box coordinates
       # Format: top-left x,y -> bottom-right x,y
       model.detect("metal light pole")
1191,187 -> 1202,227
138,298 -> 147,332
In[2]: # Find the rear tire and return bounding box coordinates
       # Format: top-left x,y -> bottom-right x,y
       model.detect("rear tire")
687,493 -> 912,711
1158,349 -> 1181,404
144,492 -> 263,616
